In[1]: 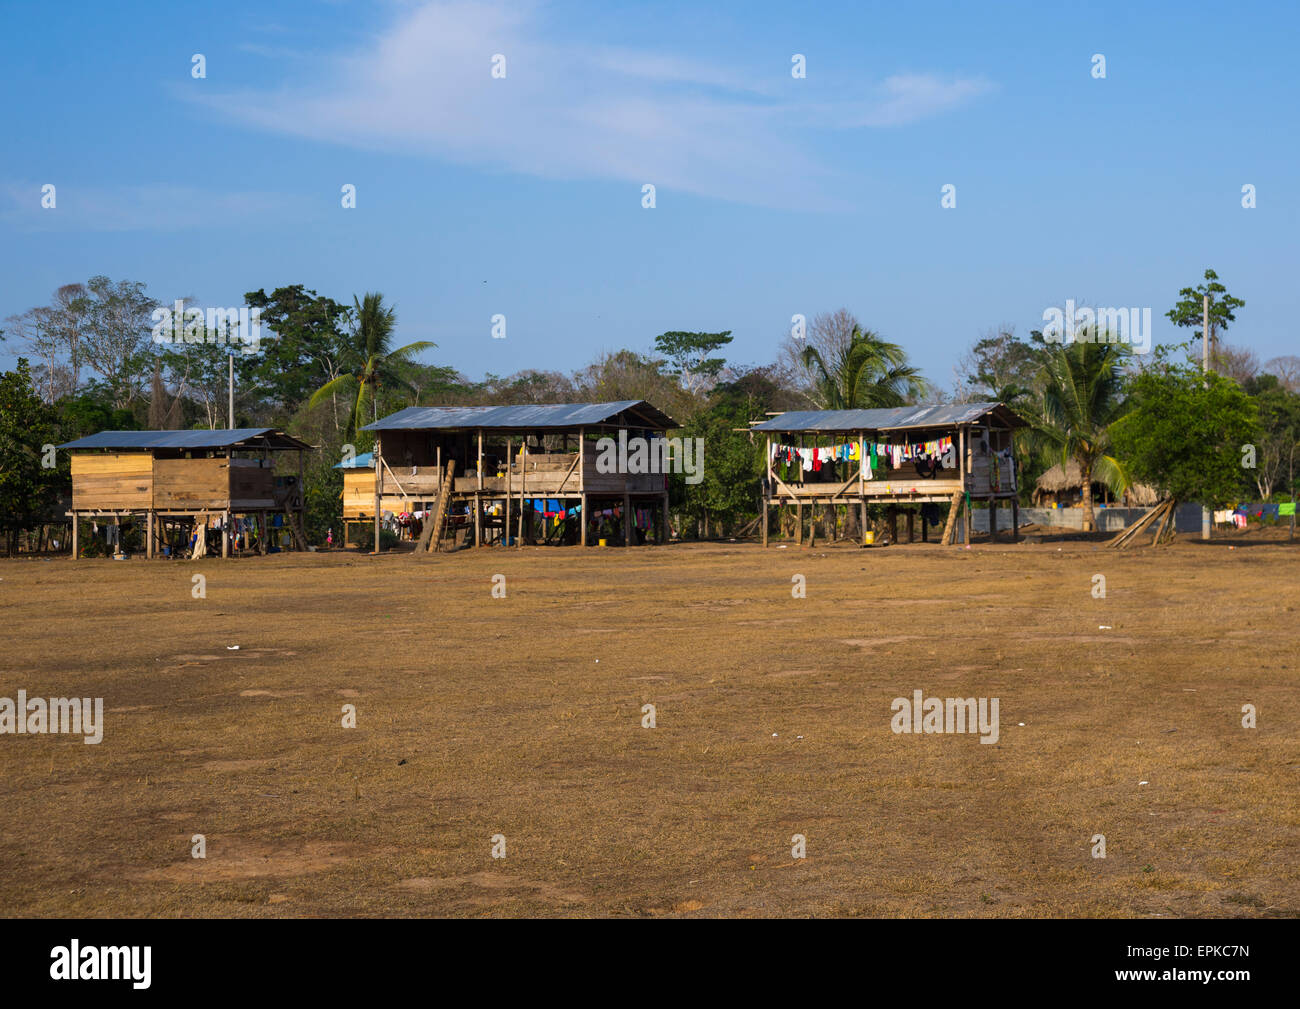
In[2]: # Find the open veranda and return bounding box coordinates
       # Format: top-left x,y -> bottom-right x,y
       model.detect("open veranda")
1,531 -> 1296,918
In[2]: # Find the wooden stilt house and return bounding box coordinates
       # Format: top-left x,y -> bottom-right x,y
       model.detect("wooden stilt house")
750,402 -> 1026,546
361,400 -> 678,551
59,429 -> 312,558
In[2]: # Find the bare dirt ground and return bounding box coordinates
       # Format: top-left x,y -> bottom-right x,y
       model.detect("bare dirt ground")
2,531 -> 1297,918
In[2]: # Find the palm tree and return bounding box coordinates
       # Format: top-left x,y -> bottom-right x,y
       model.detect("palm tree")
308,293 -> 435,436
1032,337 -> 1131,531
799,327 -> 927,409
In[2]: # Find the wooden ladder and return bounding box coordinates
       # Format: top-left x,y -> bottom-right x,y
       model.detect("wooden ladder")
417,461 -> 456,553
282,503 -> 309,551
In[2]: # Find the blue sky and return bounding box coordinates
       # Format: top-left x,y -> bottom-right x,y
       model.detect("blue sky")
2,0 -> 1296,389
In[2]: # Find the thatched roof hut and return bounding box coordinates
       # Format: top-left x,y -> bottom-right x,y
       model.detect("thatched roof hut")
1033,460 -> 1158,507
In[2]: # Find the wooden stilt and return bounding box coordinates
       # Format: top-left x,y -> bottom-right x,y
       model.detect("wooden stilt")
373,441 -> 382,554
940,489 -> 963,546
906,509 -> 914,544
989,497 -> 997,541
71,513 -> 79,559
623,492 -> 632,546
661,493 -> 669,544
796,500 -> 803,545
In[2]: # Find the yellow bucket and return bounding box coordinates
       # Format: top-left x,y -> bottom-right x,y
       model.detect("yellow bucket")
864,530 -> 875,546
598,538 -> 607,547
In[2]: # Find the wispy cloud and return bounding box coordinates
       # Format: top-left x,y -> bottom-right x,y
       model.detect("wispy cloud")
1,181 -> 307,233
193,0 -> 993,210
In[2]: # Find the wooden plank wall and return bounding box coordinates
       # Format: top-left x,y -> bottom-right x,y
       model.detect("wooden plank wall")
153,457 -> 229,509
228,459 -> 275,507
342,470 -> 414,517
70,453 -> 152,510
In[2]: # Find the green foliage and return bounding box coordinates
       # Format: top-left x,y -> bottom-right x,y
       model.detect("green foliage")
351,523 -> 400,551
307,292 -> 435,436
0,360 -> 68,546
673,368 -> 785,532
241,285 -> 352,416
301,453 -> 344,545
957,330 -> 1048,408
799,328 -> 925,409
1165,268 -> 1245,356
58,391 -> 139,439
653,330 -> 734,393
1241,373 -> 1300,498
1028,336 -> 1131,527
1110,364 -> 1260,509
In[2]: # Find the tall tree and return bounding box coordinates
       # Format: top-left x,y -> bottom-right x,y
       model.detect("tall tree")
0,360 -> 67,553
307,293 -> 434,436
71,276 -> 159,409
798,327 -> 926,410
653,330 -> 734,395
1031,336 -> 1131,531
954,326 -> 1047,407
1111,361 -> 1261,517
1242,374 -> 1300,500
1165,268 -> 1245,365
241,285 -> 352,417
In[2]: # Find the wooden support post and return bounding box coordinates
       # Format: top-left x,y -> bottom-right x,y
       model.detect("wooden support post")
72,513 -> 79,559
504,437 -> 512,547
147,510 -> 155,559
580,493 -> 588,546
889,507 -> 898,545
477,430 -> 484,490
809,499 -> 817,547
796,500 -> 803,546
1011,498 -> 1019,542
373,439 -> 382,554
860,497 -> 867,546
764,435 -> 771,548
222,510 -> 230,558
989,497 -> 998,541
518,439 -> 528,546
964,496 -> 973,546
661,493 -> 669,544
906,509 -> 914,544
474,494 -> 482,547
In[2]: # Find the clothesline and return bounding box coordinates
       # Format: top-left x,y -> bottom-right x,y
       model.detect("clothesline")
770,436 -> 955,474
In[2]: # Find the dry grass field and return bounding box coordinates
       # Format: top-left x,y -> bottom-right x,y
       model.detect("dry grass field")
2,532 -> 1297,918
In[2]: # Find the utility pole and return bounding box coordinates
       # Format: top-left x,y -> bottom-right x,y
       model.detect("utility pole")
228,353 -> 235,430
1202,294 -> 1210,541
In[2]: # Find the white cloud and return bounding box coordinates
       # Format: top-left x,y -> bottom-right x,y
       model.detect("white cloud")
0,181 -> 306,233
193,0 -> 993,210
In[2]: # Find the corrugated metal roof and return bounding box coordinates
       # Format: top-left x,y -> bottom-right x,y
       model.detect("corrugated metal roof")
362,400 -> 678,431
750,402 -> 1022,433
59,428 -> 311,451
334,451 -> 375,470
